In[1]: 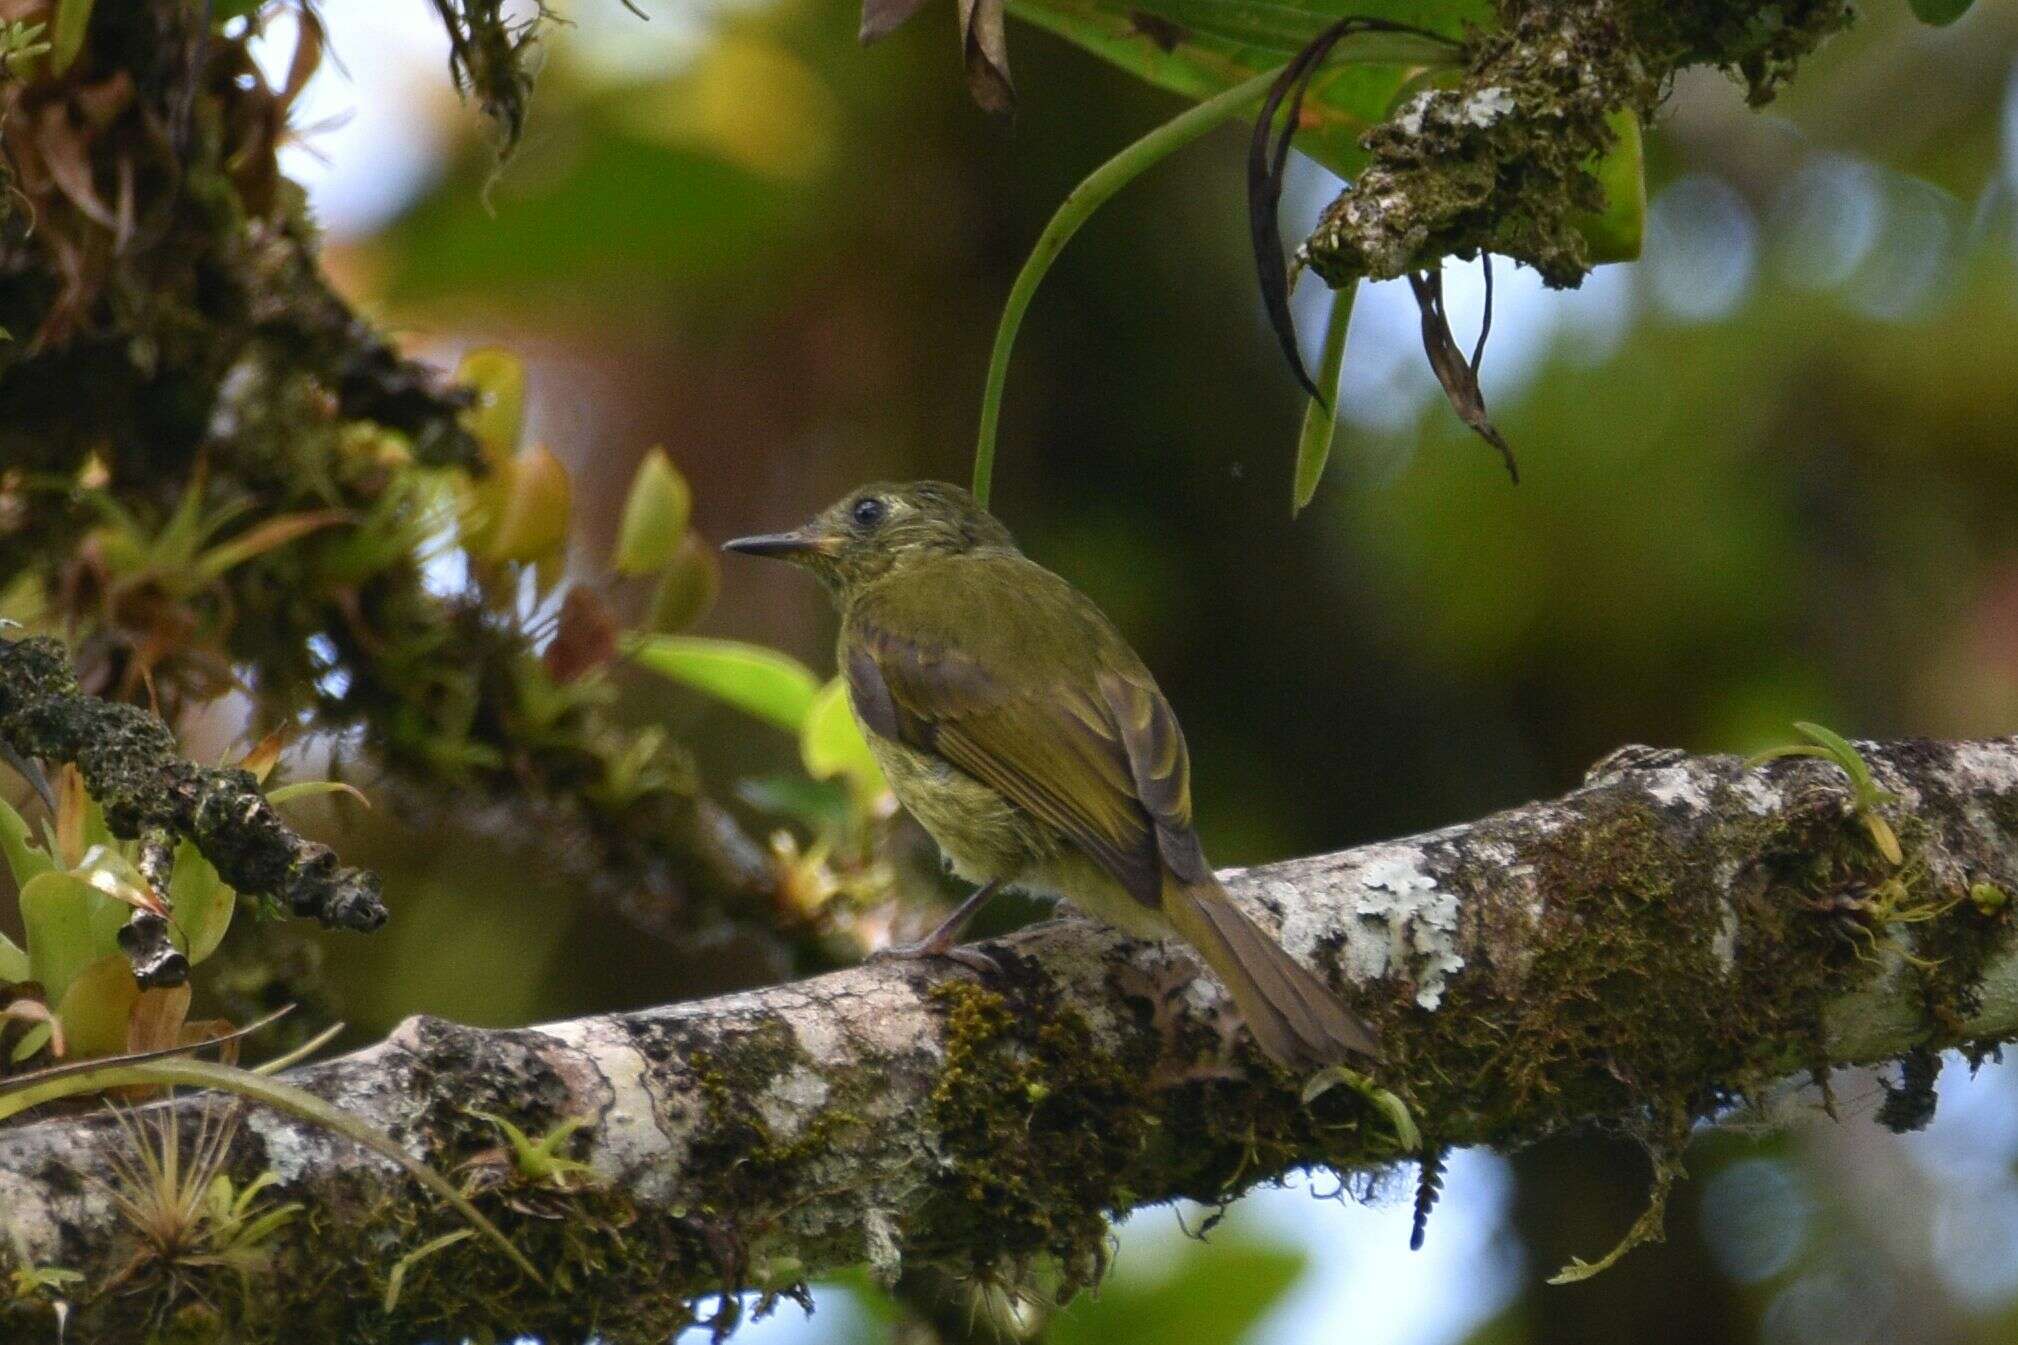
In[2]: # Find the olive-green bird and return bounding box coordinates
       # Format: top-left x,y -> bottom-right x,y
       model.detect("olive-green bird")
725,481 -> 1380,1069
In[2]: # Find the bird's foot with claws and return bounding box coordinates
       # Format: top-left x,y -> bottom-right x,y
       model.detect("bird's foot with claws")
867,936 -> 999,976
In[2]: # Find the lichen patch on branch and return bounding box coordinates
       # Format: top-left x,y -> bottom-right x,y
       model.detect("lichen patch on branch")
1299,0 -> 1855,292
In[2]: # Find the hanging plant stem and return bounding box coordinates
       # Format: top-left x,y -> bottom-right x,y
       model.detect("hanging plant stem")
972,67 -> 1284,508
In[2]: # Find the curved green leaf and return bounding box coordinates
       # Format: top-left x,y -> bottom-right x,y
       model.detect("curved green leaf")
0,931 -> 26,985
168,840 -> 235,965
19,870 -> 127,1004
628,636 -> 820,731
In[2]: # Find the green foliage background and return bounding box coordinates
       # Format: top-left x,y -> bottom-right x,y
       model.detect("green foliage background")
6,0 -> 2018,1339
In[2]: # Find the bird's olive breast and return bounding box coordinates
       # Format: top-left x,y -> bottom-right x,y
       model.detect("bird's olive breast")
867,733 -> 1055,883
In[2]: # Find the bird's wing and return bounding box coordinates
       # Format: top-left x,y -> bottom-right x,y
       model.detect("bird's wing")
845,560 -> 1207,908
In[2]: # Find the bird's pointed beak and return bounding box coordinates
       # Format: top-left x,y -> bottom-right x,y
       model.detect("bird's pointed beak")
722,529 -> 833,560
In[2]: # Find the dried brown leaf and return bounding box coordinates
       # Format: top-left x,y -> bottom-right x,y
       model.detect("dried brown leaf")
1406,268 -> 1517,482
959,0 -> 1013,112
544,585 -> 620,685
35,106 -> 118,231
126,983 -> 192,1056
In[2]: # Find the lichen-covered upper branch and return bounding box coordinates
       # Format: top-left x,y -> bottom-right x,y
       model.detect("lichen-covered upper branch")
1301,0 -> 1855,290
3,735 -> 2016,1343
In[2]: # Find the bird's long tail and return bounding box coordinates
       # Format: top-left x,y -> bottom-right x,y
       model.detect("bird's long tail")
1164,878 -> 1382,1070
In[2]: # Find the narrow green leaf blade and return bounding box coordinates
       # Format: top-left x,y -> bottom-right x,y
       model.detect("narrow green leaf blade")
628,636 -> 820,731
1293,277 -> 1358,514
1792,721 -> 1876,796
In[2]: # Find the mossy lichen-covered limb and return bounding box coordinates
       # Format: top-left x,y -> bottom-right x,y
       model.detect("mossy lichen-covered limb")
1300,0 -> 1854,289
5,736 -> 2018,1342
0,635 -> 385,931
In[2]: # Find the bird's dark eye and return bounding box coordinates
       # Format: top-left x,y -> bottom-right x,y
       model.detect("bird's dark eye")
851,496 -> 887,528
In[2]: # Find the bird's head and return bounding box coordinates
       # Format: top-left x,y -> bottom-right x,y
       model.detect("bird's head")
724,481 -> 1015,595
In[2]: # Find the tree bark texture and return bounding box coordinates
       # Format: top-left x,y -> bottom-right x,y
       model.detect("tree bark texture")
4,735 -> 2017,1342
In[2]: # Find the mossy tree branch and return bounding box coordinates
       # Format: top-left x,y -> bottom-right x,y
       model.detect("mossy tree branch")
0,634 -> 386,932
4,735 -> 2015,1342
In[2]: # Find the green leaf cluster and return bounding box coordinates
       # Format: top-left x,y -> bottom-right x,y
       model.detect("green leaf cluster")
629,636 -> 889,814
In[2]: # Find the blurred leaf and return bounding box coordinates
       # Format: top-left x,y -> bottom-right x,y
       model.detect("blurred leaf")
1748,721 -> 1902,864
543,586 -> 621,684
53,954 -> 138,1060
74,846 -> 168,917
456,348 -> 526,466
646,534 -> 721,633
10,1019 -> 53,1064
126,982 -> 191,1055
54,763 -> 113,868
801,678 -> 889,807
614,38 -> 840,182
486,444 -> 572,565
1302,1064 -> 1420,1150
167,841 -> 234,966
1293,277 -> 1357,513
1408,268 -> 1516,481
613,448 -> 693,576
962,0 -> 1015,110
20,871 -> 128,1005
194,510 -> 351,584
49,0 -> 92,76
0,931 -> 26,985
1908,0 -> 1974,23
629,636 -> 820,730
237,726 -> 290,784
266,781 -> 372,808
1047,1236 -> 1307,1345
1007,0 -> 1478,178
735,774 -> 854,833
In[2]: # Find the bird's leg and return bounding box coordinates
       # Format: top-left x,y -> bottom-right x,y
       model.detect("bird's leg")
870,880 -> 1003,974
